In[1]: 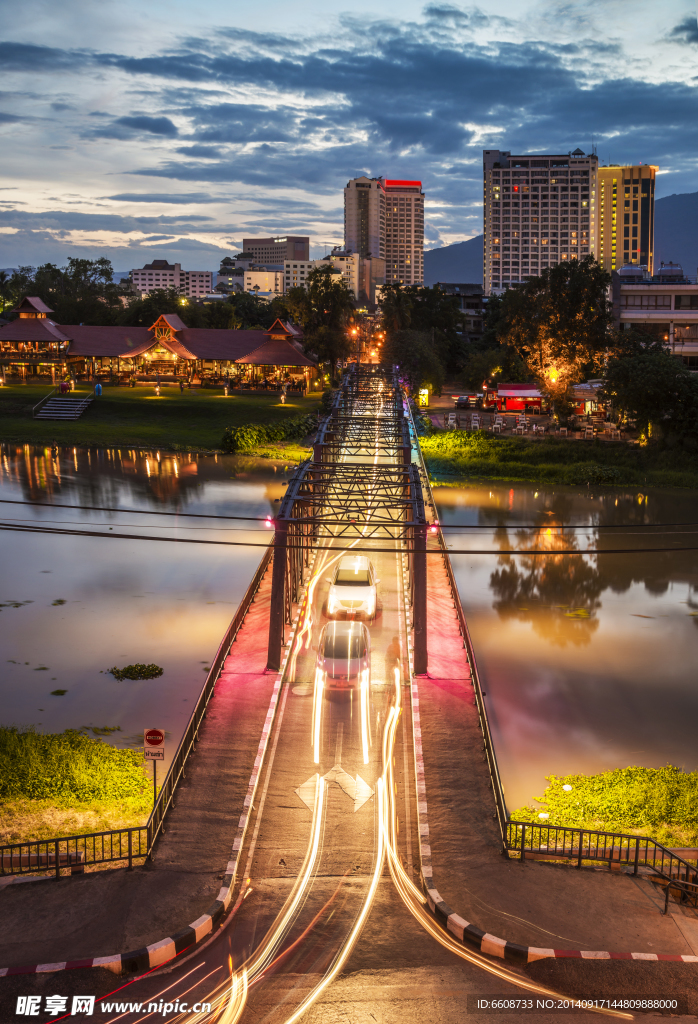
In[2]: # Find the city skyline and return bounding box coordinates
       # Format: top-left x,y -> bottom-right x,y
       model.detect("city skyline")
1,0 -> 697,270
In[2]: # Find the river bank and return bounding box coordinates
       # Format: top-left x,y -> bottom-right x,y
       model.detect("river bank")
420,429 -> 698,489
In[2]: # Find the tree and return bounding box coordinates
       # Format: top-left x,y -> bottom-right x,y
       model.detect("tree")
383,329 -> 445,395
494,256 -> 614,406
0,270 -> 10,314
304,324 -> 352,368
380,283 -> 467,374
600,334 -> 698,445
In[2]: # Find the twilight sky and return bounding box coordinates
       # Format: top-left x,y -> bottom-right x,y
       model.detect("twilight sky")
1,0 -> 697,271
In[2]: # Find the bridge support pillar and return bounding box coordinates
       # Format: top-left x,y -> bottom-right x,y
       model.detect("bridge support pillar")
413,523 -> 428,674
267,520 -> 288,671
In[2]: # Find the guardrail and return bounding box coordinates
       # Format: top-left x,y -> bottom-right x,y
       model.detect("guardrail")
0,828 -> 149,878
147,544 -> 273,852
405,397 -> 510,852
0,544 -> 273,878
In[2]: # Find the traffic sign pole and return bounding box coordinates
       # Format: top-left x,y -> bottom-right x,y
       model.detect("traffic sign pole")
144,729 -> 165,810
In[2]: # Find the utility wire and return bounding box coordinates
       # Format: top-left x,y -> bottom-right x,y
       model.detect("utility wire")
2,521 -> 697,555
0,498 -> 696,530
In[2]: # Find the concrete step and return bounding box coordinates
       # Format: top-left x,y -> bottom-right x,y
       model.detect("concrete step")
35,397 -> 93,420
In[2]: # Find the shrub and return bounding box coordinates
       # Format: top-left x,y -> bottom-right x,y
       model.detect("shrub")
0,726 -> 149,802
321,388 -> 335,413
511,765 -> 698,848
221,413 -> 317,452
108,663 -> 163,681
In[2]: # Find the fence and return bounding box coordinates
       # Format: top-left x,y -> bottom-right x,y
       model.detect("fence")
0,545 -> 273,878
406,399 -> 510,850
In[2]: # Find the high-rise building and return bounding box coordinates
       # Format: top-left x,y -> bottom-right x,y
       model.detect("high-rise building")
242,236 -> 309,263
344,176 -> 424,286
596,164 -> 657,275
482,149 -> 598,294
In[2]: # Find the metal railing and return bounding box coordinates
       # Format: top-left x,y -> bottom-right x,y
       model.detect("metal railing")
1,828 -> 149,878
147,544 -> 273,851
406,397 -> 510,851
31,386 -> 58,417
507,819 -> 698,883
0,544 -> 273,878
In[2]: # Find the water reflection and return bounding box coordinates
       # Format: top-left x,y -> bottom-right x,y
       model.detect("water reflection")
0,443 -> 289,772
435,483 -> 698,809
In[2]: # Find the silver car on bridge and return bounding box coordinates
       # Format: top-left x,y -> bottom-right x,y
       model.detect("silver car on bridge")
316,620 -> 371,692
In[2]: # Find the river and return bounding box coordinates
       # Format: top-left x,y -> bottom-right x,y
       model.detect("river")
435,482 -> 698,812
2,447 -> 696,816
0,443 -> 285,768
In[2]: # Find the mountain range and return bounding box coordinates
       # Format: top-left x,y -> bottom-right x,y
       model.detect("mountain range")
423,190 -> 698,286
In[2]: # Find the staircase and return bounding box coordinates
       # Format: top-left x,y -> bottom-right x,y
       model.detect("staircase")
34,395 -> 93,420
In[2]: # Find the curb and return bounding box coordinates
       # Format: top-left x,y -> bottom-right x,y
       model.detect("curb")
0,546 -> 318,980
409,677 -> 698,967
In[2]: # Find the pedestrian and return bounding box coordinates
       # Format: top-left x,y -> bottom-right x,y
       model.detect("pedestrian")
179,379 -> 185,393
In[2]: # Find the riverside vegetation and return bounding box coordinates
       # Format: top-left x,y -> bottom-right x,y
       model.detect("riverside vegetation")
512,765 -> 698,849
0,726 -> 151,845
418,426 -> 698,489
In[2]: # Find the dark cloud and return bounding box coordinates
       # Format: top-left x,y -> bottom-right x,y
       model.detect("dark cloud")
0,209 -> 213,231
0,112 -> 22,124
86,114 -> 178,139
668,16 -> 698,43
106,192 -> 214,204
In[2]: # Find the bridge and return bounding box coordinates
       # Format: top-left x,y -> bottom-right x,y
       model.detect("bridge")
1,365 -> 697,1020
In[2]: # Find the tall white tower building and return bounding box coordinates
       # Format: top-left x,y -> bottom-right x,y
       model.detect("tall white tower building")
344,176 -> 424,286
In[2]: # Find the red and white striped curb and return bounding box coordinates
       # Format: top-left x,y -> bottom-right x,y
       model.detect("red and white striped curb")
0,547 -> 319,979
409,674 -> 698,965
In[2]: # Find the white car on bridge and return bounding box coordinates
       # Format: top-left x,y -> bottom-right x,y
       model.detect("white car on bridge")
326,555 -> 378,620
316,620 -> 371,692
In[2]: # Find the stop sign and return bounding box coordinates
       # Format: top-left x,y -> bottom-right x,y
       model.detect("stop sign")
145,728 -> 165,746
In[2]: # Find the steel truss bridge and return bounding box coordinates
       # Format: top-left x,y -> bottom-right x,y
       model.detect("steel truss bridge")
267,364 -> 428,673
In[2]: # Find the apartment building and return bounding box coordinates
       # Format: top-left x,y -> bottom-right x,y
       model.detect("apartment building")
242,237 -> 309,263
130,260 -> 212,298
244,268 -> 284,298
614,262 -> 698,365
344,176 -> 424,286
482,149 -> 597,295
283,249 -> 386,304
597,164 -> 657,275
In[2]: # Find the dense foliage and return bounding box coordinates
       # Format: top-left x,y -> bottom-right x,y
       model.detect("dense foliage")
283,266 -> 355,366
380,283 -> 466,390
0,260 -> 296,331
108,663 -> 163,681
512,765 -> 698,848
601,333 -> 698,446
0,726 -> 149,802
221,413 -> 317,452
478,257 -> 613,408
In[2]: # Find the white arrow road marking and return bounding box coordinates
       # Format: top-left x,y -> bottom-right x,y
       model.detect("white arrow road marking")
295,764 -> 374,813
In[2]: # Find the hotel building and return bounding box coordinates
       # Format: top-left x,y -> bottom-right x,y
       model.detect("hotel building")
130,260 -> 212,298
344,176 -> 424,286
482,149 -> 598,294
596,164 -> 657,275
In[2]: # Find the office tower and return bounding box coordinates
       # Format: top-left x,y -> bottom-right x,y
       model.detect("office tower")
344,176 -> 424,286
242,236 -> 310,263
596,164 -> 657,275
482,149 -> 598,294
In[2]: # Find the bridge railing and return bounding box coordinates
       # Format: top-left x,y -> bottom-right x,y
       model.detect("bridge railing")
404,397 -> 510,849
0,544 -> 273,878
147,543 -> 273,851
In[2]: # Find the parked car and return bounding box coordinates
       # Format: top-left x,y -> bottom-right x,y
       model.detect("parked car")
326,555 -> 378,620
316,620 -> 371,692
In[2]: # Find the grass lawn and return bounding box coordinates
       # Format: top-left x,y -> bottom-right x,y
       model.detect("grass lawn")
0,383 -> 322,450
419,429 -> 698,490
